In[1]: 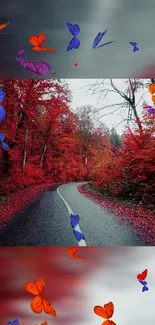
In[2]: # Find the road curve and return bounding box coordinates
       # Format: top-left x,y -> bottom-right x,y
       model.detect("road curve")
0,182 -> 145,246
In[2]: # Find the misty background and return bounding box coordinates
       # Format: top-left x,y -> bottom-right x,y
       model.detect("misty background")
67,78 -> 153,133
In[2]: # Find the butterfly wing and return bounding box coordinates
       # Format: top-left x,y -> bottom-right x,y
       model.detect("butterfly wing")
30,295 -> 44,313
0,87 -> 5,102
70,214 -> 79,228
13,319 -> 19,325
32,47 -> 44,52
67,37 -> 80,51
73,229 -> 85,242
104,302 -> 114,318
67,38 -> 75,51
129,42 -> 137,46
72,24 -> 80,36
36,62 -> 51,75
2,142 -> 9,150
139,280 -> 147,285
16,57 -> 38,74
101,321 -> 116,325
148,107 -> 155,114
142,286 -> 149,292
133,46 -> 139,52
18,49 -> 25,55
29,33 -> 46,46
41,322 -> 48,325
25,278 -> 44,295
94,306 -> 109,319
0,22 -> 10,31
141,269 -> 148,280
8,322 -> 13,325
92,30 -> 107,49
95,40 -> 116,50
67,246 -> 78,257
42,296 -> 57,317
0,105 -> 6,122
0,133 -> 5,141
66,22 -> 80,36
40,47 -> 56,52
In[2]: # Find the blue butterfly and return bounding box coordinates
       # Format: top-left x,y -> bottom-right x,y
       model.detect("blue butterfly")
70,214 -> 80,228
0,133 -> 9,150
67,37 -> 80,51
0,105 -> 6,122
129,41 -> 139,52
92,29 -> 116,50
0,87 -> 5,102
73,229 -> 85,242
8,319 -> 19,325
66,22 -> 80,51
66,22 -> 80,36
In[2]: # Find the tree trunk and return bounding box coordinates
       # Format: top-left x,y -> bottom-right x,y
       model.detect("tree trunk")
22,129 -> 28,168
131,103 -> 143,132
40,143 -> 47,168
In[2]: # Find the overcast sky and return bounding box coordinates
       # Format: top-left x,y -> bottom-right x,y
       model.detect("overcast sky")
67,78 -> 153,134
1,0 -> 155,77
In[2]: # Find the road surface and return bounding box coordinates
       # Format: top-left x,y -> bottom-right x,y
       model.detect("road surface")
0,182 -> 145,246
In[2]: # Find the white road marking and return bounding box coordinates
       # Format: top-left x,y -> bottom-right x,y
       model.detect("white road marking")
57,185 -> 87,246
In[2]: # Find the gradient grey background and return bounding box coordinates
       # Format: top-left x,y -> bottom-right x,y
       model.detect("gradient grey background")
1,0 -> 155,78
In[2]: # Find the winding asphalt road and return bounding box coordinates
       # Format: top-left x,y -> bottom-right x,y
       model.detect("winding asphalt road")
0,182 -> 145,246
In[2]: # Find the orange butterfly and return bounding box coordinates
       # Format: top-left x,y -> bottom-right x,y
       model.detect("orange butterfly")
0,22 -> 10,31
29,32 -> 56,52
67,246 -> 86,259
36,322 -> 48,325
24,277 -> 57,317
94,301 -> 116,325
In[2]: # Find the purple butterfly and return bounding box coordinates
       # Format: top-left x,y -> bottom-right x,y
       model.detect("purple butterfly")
0,133 -> 9,150
92,29 -> 116,50
66,22 -> 80,36
70,214 -> 80,228
73,229 -> 85,242
16,57 -> 56,76
129,42 -> 139,52
67,37 -> 80,51
8,319 -> 19,325
142,285 -> 149,292
0,105 -> 6,122
143,105 -> 155,114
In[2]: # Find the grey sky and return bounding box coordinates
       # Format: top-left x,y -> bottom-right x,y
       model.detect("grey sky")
67,79 -> 153,134
1,0 -> 155,77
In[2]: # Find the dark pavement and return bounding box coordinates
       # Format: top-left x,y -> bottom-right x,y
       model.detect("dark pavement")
0,182 -> 146,246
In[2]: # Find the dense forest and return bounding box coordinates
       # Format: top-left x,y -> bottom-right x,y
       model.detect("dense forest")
0,78 -> 155,213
